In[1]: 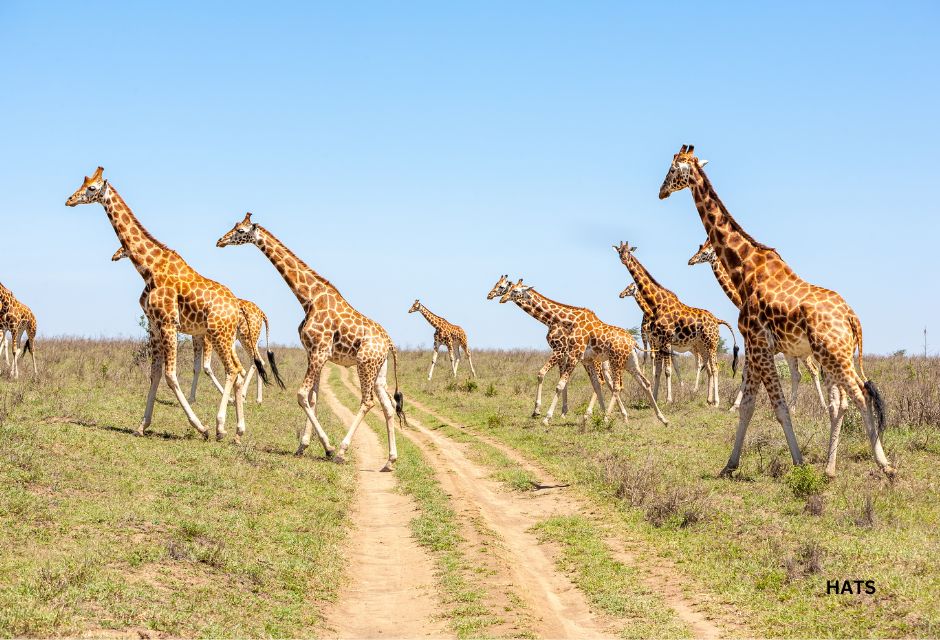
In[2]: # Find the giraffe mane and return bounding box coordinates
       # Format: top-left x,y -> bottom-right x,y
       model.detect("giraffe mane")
695,166 -> 777,253
529,289 -> 591,314
258,224 -> 339,292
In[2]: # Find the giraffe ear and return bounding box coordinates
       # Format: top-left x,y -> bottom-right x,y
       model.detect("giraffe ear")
699,159 -> 709,168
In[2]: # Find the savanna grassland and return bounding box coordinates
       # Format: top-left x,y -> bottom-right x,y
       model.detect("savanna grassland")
1,339 -> 938,638
0,339 -> 356,638
395,349 -> 940,638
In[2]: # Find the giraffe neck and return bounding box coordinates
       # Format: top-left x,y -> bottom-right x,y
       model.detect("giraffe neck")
99,184 -> 172,278
687,165 -> 794,297
418,305 -> 447,329
710,258 -> 743,308
621,255 -> 673,314
514,289 -> 572,327
254,225 -> 336,312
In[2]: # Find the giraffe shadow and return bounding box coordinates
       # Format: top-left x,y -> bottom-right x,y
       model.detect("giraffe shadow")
75,421 -> 186,441
259,445 -> 335,462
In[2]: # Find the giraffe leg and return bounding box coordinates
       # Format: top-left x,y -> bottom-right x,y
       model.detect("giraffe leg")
601,360 -> 628,418
785,354 -> 801,408
374,360 -> 398,471
729,362 -> 746,412
583,361 -> 606,423
158,320 -> 209,440
725,344 -> 803,474
805,356 -> 827,409
296,354 -> 334,457
201,342 -> 227,398
0,332 -> 8,367
188,337 -> 204,404
427,342 -> 440,380
533,353 -> 557,417
138,329 -> 163,436
708,353 -> 720,407
28,334 -> 37,376
543,357 -> 577,426
662,350 -> 674,403
823,375 -> 848,478
721,349 -> 763,475
693,353 -> 702,393
336,361 -> 380,464
627,351 -> 668,425
211,332 -> 245,442
465,345 -> 477,378
450,345 -> 459,377
240,358 -> 257,404
651,353 -> 662,401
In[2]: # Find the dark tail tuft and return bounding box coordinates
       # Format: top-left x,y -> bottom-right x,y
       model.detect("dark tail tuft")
253,356 -> 270,386
23,337 -> 32,354
732,345 -> 740,377
267,350 -> 286,389
864,380 -> 886,435
394,390 -> 408,428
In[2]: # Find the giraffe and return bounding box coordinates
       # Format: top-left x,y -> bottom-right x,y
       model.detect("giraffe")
614,244 -> 738,407
658,144 -> 892,478
111,246 -> 282,404
0,283 -> 37,379
66,167 -> 247,442
408,299 -> 477,380
487,275 -> 611,420
688,240 -> 827,411
216,212 -> 406,471
619,282 -> 693,386
498,277 -> 668,426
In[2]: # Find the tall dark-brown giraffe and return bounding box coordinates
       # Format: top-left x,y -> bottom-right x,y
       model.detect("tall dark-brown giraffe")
112,245 -> 281,404
619,282 -> 694,387
498,277 -> 668,426
216,213 -> 406,471
659,144 -> 892,478
408,299 -> 476,379
614,244 -> 738,407
0,281 -> 37,378
487,275 -> 618,421
67,167 -> 249,442
688,240 -> 827,411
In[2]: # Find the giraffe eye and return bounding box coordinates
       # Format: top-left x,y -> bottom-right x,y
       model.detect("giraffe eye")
87,185 -> 97,192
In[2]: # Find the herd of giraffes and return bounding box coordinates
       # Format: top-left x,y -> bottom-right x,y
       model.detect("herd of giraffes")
0,145 -> 891,481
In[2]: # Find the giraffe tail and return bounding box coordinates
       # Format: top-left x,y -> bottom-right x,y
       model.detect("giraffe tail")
849,312 -> 866,380
850,313 -> 884,433
238,305 -> 270,386
262,312 -> 286,389
718,320 -> 739,376
390,345 -> 408,428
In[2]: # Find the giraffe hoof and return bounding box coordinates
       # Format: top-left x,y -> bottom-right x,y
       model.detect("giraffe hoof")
380,461 -> 394,473
333,453 -> 347,465
324,448 -> 335,459
216,431 -> 226,442
541,417 -> 550,427
531,411 -> 541,419
200,431 -> 210,442
133,428 -> 146,437
718,466 -> 737,478
825,468 -> 837,479
883,465 -> 897,479
294,445 -> 307,457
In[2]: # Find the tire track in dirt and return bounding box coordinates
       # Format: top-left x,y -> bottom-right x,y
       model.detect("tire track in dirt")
334,366 -> 617,639
319,366 -> 451,640
402,392 -> 736,640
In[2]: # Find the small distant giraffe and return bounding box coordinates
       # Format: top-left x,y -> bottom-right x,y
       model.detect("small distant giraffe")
67,167 -> 249,442
111,246 -> 281,403
408,299 -> 476,380
0,282 -> 37,378
687,240 -> 827,411
619,282 -> 695,386
614,243 -> 738,407
497,277 -> 668,426
487,275 -> 617,420
217,213 -> 406,471
659,144 -> 891,478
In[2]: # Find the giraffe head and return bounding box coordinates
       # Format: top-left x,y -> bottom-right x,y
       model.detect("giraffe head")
486,274 -> 512,300
613,241 -> 639,268
499,278 -> 533,304
65,166 -> 108,206
216,212 -> 261,247
687,240 -> 717,266
619,282 -> 638,299
658,144 -> 708,200
408,299 -> 421,313
111,246 -> 128,262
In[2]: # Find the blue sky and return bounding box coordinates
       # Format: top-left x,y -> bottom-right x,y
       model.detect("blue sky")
1,1 -> 937,354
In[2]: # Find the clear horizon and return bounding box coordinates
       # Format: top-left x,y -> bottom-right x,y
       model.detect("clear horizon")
1,2 -> 938,355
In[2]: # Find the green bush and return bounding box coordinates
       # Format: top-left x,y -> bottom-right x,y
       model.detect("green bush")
784,465 -> 826,498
